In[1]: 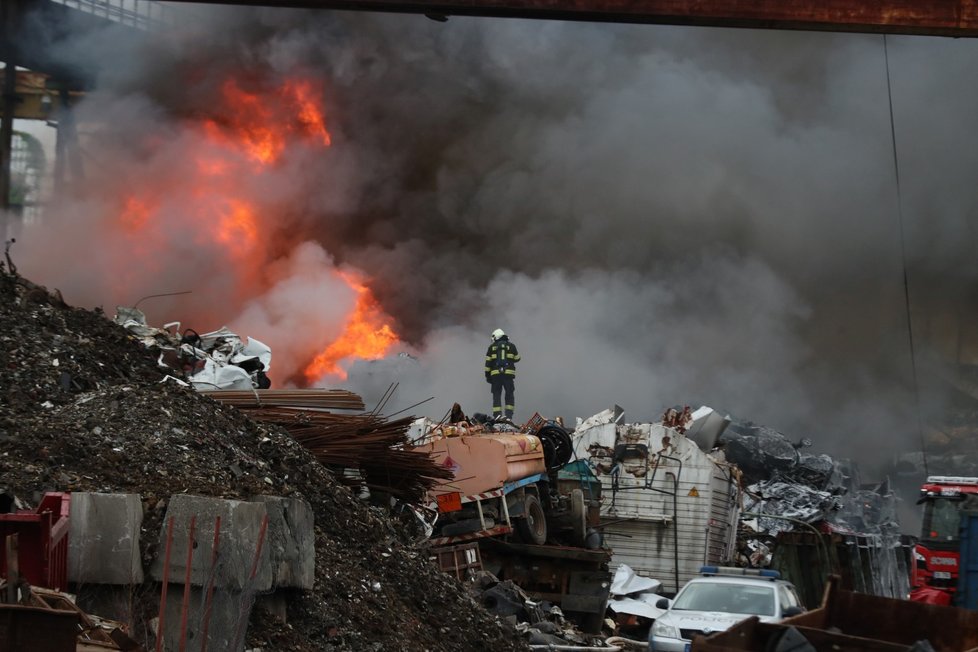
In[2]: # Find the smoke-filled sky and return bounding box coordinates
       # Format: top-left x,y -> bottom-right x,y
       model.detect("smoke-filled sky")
11,5 -> 978,470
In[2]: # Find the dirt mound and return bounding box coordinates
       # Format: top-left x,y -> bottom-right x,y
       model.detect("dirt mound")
0,269 -> 527,651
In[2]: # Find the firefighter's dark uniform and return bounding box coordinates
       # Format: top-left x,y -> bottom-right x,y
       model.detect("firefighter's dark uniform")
485,336 -> 520,418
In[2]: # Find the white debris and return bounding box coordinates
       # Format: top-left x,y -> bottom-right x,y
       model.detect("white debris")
114,307 -> 272,390
608,564 -> 669,619
610,564 -> 661,596
608,593 -> 670,620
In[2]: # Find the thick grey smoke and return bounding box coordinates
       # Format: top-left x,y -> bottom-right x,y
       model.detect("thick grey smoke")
12,6 -> 978,478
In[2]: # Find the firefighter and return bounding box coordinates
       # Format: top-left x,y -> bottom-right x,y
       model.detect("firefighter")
484,328 -> 520,419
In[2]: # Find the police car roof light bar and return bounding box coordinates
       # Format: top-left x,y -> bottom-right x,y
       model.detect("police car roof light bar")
699,565 -> 781,580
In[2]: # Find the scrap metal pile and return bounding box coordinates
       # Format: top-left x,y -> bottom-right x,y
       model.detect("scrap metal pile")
721,421 -> 895,537
720,420 -> 909,599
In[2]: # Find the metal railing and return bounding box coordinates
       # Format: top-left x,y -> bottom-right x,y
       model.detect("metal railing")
46,0 -> 182,30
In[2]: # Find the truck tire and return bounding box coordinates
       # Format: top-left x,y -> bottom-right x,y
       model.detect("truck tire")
538,424 -> 573,470
516,494 -> 547,545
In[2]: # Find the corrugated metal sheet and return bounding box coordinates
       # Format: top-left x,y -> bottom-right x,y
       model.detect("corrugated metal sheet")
573,416 -> 741,593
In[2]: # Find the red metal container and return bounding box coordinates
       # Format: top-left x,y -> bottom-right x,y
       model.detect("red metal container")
0,493 -> 71,591
0,604 -> 78,652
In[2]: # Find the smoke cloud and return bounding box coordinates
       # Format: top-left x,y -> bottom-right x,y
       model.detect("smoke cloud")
11,5 -> 978,482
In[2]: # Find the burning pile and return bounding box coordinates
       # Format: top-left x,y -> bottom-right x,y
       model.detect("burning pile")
0,267 -> 528,651
27,69 -> 403,391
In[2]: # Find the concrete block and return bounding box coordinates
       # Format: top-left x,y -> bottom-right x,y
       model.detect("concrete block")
255,496 -> 315,589
150,495 -> 272,592
68,492 -> 143,584
157,584 -> 255,652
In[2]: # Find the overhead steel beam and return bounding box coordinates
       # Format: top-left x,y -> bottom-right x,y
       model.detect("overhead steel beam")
160,0 -> 978,37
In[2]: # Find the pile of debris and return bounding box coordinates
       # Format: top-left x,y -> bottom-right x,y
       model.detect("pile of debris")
470,573 -> 625,649
0,268 -> 529,650
115,307 -> 454,503
115,308 -> 272,391
720,420 -> 909,601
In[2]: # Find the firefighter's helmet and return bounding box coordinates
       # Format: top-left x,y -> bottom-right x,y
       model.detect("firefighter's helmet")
491,328 -> 506,342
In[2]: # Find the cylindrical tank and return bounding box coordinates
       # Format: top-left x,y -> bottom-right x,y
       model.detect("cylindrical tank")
419,433 -> 546,497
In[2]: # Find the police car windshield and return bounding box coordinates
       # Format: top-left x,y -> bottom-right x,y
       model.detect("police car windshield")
671,581 -> 775,616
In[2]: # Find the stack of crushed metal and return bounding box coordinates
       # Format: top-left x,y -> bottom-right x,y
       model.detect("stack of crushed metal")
721,421 -> 911,603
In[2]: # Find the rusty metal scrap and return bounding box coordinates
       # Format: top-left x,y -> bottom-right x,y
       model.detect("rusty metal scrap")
661,406 -> 692,433
199,388 -> 366,411
0,583 -> 141,650
204,390 -> 450,502
289,415 -> 454,503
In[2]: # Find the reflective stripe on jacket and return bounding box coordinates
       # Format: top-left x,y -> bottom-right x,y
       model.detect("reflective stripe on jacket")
484,338 -> 520,377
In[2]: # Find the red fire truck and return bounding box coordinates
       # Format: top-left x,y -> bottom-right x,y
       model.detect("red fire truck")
910,475 -> 978,604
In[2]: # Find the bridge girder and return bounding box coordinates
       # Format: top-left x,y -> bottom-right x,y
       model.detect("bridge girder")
161,0 -> 978,37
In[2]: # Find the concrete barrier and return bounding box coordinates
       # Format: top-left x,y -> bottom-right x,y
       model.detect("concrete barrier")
150,495 -> 272,592
150,494 -> 315,590
68,493 -> 143,585
255,495 -> 315,590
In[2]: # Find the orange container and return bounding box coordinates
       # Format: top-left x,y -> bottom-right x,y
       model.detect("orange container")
423,433 -> 546,497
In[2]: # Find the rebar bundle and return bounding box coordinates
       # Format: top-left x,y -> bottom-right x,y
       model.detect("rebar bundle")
203,390 -> 450,503
198,389 -> 365,411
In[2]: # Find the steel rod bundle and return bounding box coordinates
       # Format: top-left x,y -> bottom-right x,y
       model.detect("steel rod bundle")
199,389 -> 366,411
205,391 -> 450,502
288,415 -> 453,503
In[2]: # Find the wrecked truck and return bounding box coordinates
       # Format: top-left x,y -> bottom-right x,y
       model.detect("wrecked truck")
572,406 -> 742,594
408,415 -> 613,632
408,416 -> 595,548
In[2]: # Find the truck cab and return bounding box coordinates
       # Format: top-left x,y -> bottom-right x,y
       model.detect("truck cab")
911,475 -> 978,603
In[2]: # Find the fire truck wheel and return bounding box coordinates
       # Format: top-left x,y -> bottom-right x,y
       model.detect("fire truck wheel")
516,494 -> 547,545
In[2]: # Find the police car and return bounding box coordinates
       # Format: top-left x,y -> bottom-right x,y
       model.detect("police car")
648,566 -> 805,651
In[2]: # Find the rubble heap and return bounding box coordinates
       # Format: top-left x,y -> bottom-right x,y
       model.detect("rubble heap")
720,420 -> 909,600
0,268 -> 528,651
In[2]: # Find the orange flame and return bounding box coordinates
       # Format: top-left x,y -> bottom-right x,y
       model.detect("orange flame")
113,73 -> 399,383
203,78 -> 332,165
283,79 -> 332,148
214,199 -> 260,255
120,196 -> 152,232
304,273 -> 399,382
